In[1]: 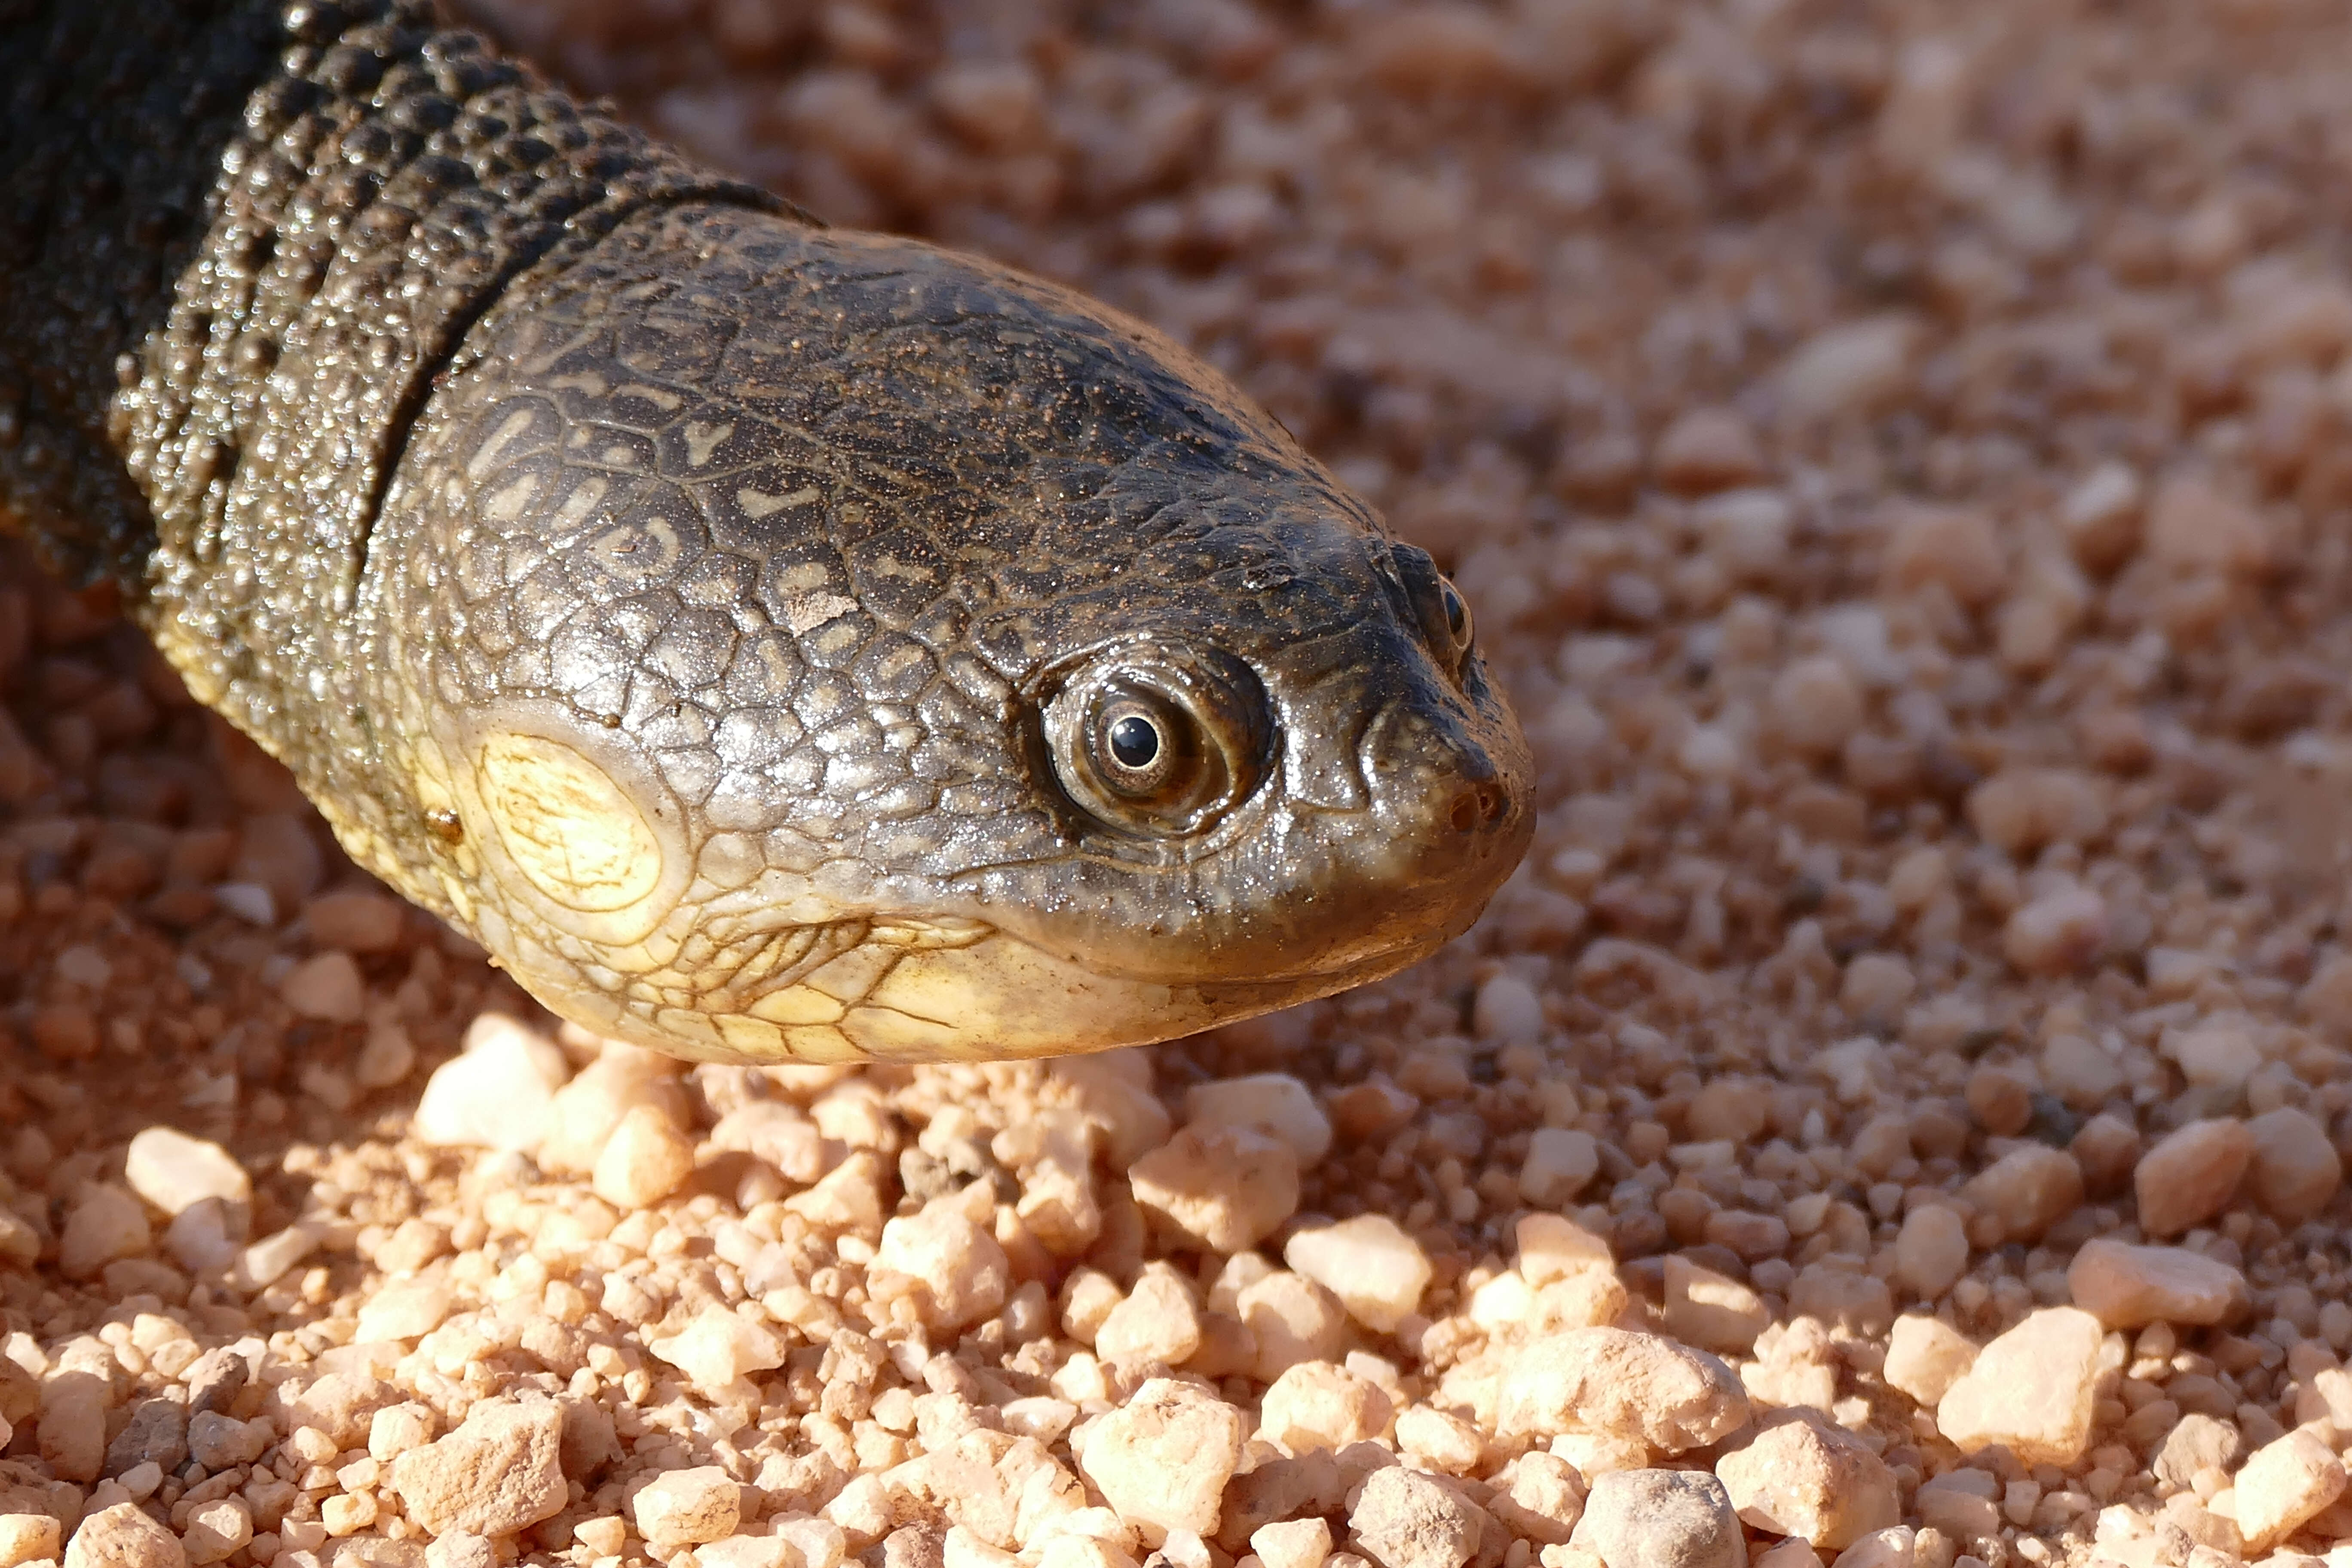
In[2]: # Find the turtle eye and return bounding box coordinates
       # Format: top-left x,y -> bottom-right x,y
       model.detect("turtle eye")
1393,543 -> 1476,678
1041,642 -> 1274,838
1439,578 -> 1472,649
1088,689 -> 1198,803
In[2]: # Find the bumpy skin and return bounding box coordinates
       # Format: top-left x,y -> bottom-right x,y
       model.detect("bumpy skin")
1,0 -> 1533,1062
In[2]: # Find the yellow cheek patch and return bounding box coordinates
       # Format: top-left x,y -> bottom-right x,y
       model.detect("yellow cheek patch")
476,733 -> 662,912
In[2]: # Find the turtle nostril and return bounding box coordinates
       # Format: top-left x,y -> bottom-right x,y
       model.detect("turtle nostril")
1449,791 -> 1480,833
1449,785 -> 1507,834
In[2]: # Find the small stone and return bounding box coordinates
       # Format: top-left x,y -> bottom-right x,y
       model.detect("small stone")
1184,1074 -> 1334,1167
2135,1119 -> 2253,1237
1569,1469 -> 1744,1568
634,1466 -> 743,1550
64,1503 -> 184,1568
2153,1415 -> 2245,1490
1283,1215 -> 1431,1332
1770,656 -> 1865,758
1787,1262 -> 1894,1337
2147,475 -> 2272,576
2070,1113 -> 2143,1195
1715,1418 -> 1901,1551
1239,1271 -> 1351,1381
320,1490 -> 376,1538
2164,1023 -> 2263,1092
1913,1473 -> 1999,1541
1520,1129 -> 1602,1209
0,1515 -> 59,1568
1074,1378 -> 1246,1546
1828,1528 -> 1914,1568
40,1369 -> 106,1483
412,1014 -> 569,1153
0,1212 -> 32,1270
1893,1206 -> 1969,1299
1517,1213 -> 1616,1284
1350,1466 -> 1484,1568
370,1402 -> 438,1462
354,1278 -> 451,1342
59,1184 -> 149,1280
122,1127 -> 250,1216
874,1206 -> 1010,1332
591,1102 -> 696,1210
1981,778 -> 2104,875
1219,1451 -> 1348,1555
291,1372 -> 401,1449
184,1346 -> 248,1416
2067,1238 -> 2248,1328
1131,1125 -> 1300,1254
2040,1034 -> 2125,1111
1883,505 -> 2006,606
1473,972 -> 1547,1047
1330,1078 -> 1421,1142
1840,956 -> 1917,1025
1778,315 -> 1919,420
1662,1256 -> 1770,1354
1934,1308 -> 2101,1464
2061,460 -> 2143,570
1653,407 -> 1765,493
186,1411 -> 268,1471
303,888 -> 407,951
1491,1453 -> 1586,1545
231,1224 -> 315,1291
708,1100 -> 825,1183
573,1519 -> 628,1561
539,1047 -> 692,1177
1094,1265 -> 1202,1366
1498,1328 -> 1749,1454
425,1533 -> 495,1568
181,1499 -> 251,1567
1960,1145 -> 2084,1244
647,1305 -> 787,1390
2234,1430 -> 2348,1553
389,1395 -> 568,1537
701,1532 -> 795,1568
1396,1406 -> 1487,1474
163,1200 -> 241,1274
1753,1544 -> 1822,1568
2002,886 -> 2108,975
1258,1360 -> 1393,1453
103,1399 -> 186,1478
279,951 -> 364,1022
1251,1518 -> 1332,1568
784,1150 -> 887,1237
2246,1107 -> 2342,1224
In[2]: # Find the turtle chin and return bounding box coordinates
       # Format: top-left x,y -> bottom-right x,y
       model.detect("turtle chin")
524,919 -> 1416,1066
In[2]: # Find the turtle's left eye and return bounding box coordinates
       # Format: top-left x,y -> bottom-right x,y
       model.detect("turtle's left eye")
1439,578 -> 1472,651
1393,542 -> 1476,679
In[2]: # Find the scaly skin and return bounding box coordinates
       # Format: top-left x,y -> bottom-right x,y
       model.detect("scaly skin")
0,0 -> 1533,1062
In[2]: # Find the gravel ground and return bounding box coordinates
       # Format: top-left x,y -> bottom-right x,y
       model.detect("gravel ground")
11,2 -> 2352,1568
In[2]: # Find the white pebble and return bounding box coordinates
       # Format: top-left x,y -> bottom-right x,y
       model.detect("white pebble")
412,1014 -> 570,1152
123,1127 -> 250,1217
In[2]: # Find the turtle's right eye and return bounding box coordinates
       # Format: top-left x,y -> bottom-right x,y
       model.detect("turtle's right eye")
1041,640 -> 1274,840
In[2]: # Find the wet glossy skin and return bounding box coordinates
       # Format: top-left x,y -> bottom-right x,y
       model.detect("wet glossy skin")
1,0 -> 1533,1062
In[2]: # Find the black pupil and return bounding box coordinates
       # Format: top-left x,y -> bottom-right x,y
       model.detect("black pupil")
1109,714 -> 1160,769
1442,585 -> 1467,639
